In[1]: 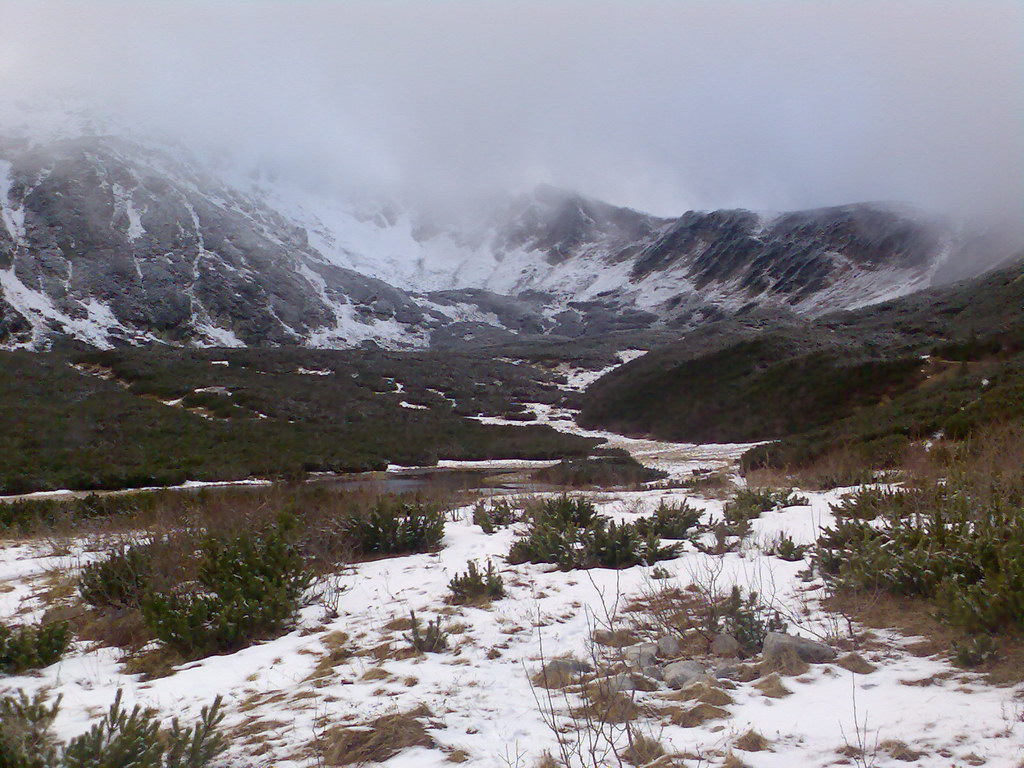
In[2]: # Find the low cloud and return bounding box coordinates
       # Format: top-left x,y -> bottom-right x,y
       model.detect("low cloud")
1,0 -> 1020,229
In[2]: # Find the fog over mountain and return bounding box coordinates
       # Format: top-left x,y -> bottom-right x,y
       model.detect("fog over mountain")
1,0 -> 1020,230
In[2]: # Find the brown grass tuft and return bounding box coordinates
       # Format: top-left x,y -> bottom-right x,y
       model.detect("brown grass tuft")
666,702 -> 730,728
880,739 -> 925,762
321,705 -> 434,766
836,652 -> 877,675
623,733 -> 666,766
753,672 -> 792,698
734,729 -> 770,752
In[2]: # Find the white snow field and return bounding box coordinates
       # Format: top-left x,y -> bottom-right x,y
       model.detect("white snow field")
2,457 -> 1022,765
0,357 -> 1021,767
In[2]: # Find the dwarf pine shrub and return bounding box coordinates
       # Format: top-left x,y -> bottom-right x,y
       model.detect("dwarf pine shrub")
344,498 -> 445,556
817,480 -> 1024,638
507,496 -> 679,570
142,517 -> 312,658
0,620 -> 70,675
0,689 -> 225,768
471,498 -> 520,534
707,586 -> 787,654
406,611 -> 448,653
447,560 -> 505,603
79,542 -> 155,609
634,499 -> 703,540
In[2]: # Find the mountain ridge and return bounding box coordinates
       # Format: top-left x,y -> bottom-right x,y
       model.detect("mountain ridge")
0,113 -> 1011,351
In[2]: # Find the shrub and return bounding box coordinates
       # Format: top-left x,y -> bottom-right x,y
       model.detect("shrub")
471,498 -> 520,534
344,498 -> 445,556
447,561 -> 505,604
531,455 -> 667,487
0,689 -> 225,768
816,477 -> 1024,639
0,690 -> 60,767
0,620 -> 70,675
79,542 -> 155,609
634,499 -> 703,540
507,496 -> 678,570
706,586 -> 786,654
765,534 -> 809,562
142,518 -> 312,658
406,611 -> 448,653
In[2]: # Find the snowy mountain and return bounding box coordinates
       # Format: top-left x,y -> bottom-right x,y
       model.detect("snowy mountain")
0,104 -> 995,350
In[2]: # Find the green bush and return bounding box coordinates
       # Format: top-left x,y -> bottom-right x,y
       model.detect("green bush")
507,496 -> 679,570
766,534 -> 810,562
406,611 -> 448,653
633,499 -> 703,540
0,620 -> 70,675
471,498 -> 520,534
344,499 -> 445,556
707,586 -> 787,654
0,690 -> 59,767
142,519 -> 312,658
79,542 -> 155,609
0,690 -> 225,768
816,480 -> 1024,638
447,561 -> 505,604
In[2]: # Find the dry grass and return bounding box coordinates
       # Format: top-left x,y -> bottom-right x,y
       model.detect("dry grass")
622,733 -> 666,765
880,739 -> 926,762
573,684 -> 644,724
664,681 -> 734,707
665,702 -> 729,728
734,729 -> 770,752
826,588 -> 1024,684
753,672 -> 792,698
836,652 -> 877,675
320,705 -> 435,766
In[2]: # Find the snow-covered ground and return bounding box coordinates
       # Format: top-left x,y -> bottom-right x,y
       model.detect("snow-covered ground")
1,356 -> 1021,766
2,443 -> 1022,765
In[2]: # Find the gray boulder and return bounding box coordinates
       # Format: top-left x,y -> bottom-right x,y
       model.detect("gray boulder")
762,632 -> 837,664
656,634 -> 682,658
663,660 -> 707,689
623,642 -> 659,669
711,633 -> 741,658
603,672 -> 659,694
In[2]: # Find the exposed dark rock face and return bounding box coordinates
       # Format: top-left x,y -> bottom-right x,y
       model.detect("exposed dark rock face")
0,129 -> 1000,350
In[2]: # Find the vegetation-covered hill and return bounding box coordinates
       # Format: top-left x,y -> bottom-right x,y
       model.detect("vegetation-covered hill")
0,347 -> 598,494
579,259 -> 1024,471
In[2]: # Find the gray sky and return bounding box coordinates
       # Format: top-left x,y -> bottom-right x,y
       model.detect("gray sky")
1,0 -> 1021,225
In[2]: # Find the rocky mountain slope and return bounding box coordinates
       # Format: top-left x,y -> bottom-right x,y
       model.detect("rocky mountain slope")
0,105 -> 1004,350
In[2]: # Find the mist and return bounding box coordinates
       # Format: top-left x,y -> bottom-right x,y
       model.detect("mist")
1,0 -> 1021,228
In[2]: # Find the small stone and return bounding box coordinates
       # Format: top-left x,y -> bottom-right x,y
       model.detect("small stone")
711,633 -> 742,657
533,658 -> 592,688
623,642 -> 659,669
656,634 -> 682,658
603,671 -> 659,693
663,660 -> 707,689
762,632 -> 837,664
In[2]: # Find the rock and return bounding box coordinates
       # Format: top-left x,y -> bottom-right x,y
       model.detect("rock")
711,633 -> 741,657
602,672 -> 659,694
592,628 -> 636,647
623,642 -> 659,669
533,658 -> 592,688
656,634 -> 681,658
643,664 -> 665,681
714,663 -> 741,680
762,632 -> 837,664
663,660 -> 707,689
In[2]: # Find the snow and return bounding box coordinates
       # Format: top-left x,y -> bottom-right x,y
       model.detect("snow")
2,451 -> 1021,766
